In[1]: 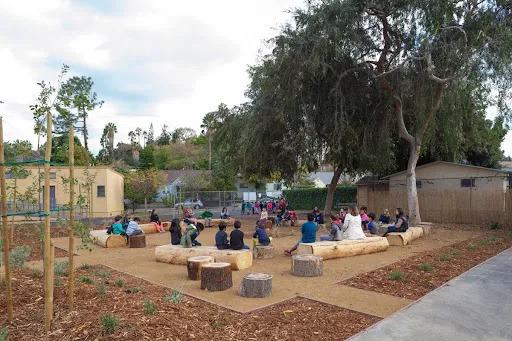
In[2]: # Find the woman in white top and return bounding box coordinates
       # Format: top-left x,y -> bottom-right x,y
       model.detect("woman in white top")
342,205 -> 366,240
260,207 -> 268,220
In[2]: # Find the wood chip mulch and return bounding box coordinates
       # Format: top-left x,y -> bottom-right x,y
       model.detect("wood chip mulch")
12,225 -> 69,261
0,265 -> 379,341
341,230 -> 512,300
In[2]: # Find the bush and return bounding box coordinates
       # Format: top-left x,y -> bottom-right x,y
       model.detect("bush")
390,271 -> 406,281
282,186 -> 357,210
54,278 -> 62,286
78,277 -> 94,285
115,279 -> 125,287
9,246 -> 32,269
466,244 -> 478,250
94,269 -> 110,278
97,282 -> 106,296
54,260 -> 69,277
80,263 -> 90,270
439,253 -> 450,261
130,286 -> 141,293
100,314 -> 119,335
164,288 -> 184,304
144,300 -> 156,314
31,269 -> 43,278
450,249 -> 459,256
0,327 -> 7,341
490,220 -> 500,230
418,264 -> 433,272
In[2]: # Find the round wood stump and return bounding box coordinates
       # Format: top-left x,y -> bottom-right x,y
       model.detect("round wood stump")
253,245 -> 275,259
187,256 -> 214,281
128,234 -> 146,248
239,273 -> 272,298
292,254 -> 323,277
200,262 -> 233,292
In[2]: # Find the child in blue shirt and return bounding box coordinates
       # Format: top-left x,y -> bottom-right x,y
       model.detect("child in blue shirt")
284,213 -> 317,255
215,222 -> 230,250
253,219 -> 272,246
367,213 -> 379,234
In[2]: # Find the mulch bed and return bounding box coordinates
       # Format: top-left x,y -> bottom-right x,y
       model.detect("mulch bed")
341,230 -> 512,300
0,265 -> 379,340
11,224 -> 69,261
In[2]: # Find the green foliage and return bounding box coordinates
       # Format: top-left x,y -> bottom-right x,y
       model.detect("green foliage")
450,250 -> 460,256
93,269 -> 110,278
100,314 -> 120,335
54,277 -> 62,286
153,142 -> 207,170
125,169 -> 167,208
97,282 -> 106,296
0,327 -> 8,341
80,263 -> 90,270
282,187 -> 356,210
490,220 -> 501,230
418,264 -> 433,272
54,260 -> 69,277
130,286 -> 141,293
7,245 -> 31,269
164,288 -> 184,304
478,241 -> 490,246
143,300 -> 156,314
439,253 -> 450,261
115,279 -> 125,287
74,221 -> 94,252
39,134 -> 91,166
390,271 -> 406,281
31,269 -> 43,278
78,276 -> 94,285
139,145 -> 155,170
212,321 -> 223,329
466,244 -> 478,250
162,193 -> 176,208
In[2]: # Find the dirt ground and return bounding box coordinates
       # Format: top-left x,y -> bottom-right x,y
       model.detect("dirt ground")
43,220 -> 488,318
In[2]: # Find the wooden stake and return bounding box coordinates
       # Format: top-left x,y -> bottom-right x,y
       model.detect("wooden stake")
68,126 -> 75,310
10,178 -> 15,245
0,118 -> 14,323
44,112 -> 53,332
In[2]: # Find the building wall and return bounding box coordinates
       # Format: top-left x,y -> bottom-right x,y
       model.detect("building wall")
389,163 -> 507,192
5,166 -> 124,218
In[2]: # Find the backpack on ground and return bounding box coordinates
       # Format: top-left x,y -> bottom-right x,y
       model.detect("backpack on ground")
106,223 -> 114,234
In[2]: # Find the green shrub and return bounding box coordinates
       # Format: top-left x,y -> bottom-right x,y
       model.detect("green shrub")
130,286 -> 141,293
115,279 -> 125,287
390,271 -> 406,281
478,241 -> 490,246
31,269 -> 43,278
165,288 -> 184,304
443,226 -> 453,230
54,260 -> 69,277
78,276 -> 94,285
8,245 -> 32,269
80,263 -> 90,270
0,327 -> 8,341
490,220 -> 500,230
54,278 -> 62,286
97,282 -> 106,296
466,244 -> 478,250
212,320 -> 223,329
100,314 -> 119,335
94,269 -> 110,278
418,264 -> 433,272
282,186 -> 357,210
144,300 -> 156,314
450,250 -> 459,256
439,253 -> 450,261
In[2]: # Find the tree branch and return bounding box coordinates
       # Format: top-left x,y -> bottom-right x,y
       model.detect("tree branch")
419,83 -> 445,141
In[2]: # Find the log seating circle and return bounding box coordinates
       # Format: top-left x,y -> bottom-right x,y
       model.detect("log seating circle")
187,256 -> 214,281
238,273 -> 273,298
253,245 -> 275,259
291,254 -> 323,277
200,262 -> 233,292
128,234 -> 146,248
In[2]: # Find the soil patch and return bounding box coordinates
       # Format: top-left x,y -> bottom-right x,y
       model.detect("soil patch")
0,265 -> 379,341
11,224 -> 69,261
341,230 -> 512,300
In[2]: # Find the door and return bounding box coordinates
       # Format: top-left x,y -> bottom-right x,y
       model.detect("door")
43,186 -> 56,210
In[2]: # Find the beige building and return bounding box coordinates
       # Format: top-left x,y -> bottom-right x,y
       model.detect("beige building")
5,166 -> 124,218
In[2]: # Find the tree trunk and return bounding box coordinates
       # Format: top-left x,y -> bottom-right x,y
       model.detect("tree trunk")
187,256 -> 214,280
128,234 -> 146,248
208,135 -> 212,171
83,114 -> 88,151
238,273 -> 273,298
291,254 -> 323,277
406,142 -> 421,224
323,166 -> 343,214
200,262 -> 233,291
253,245 -> 275,259
144,197 -> 148,213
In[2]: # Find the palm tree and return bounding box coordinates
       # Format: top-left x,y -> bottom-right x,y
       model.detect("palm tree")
128,131 -> 136,143
135,127 -> 142,145
201,109 -> 222,170
142,130 -> 147,148
106,122 -> 117,156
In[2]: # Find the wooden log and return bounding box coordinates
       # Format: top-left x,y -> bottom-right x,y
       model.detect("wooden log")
129,234 -> 146,248
139,221 -> 171,234
296,237 -> 389,260
421,224 -> 433,236
292,254 -> 323,277
155,245 -> 253,270
386,226 -> 424,246
253,245 -> 275,259
89,230 -> 126,248
195,218 -> 235,228
267,217 -> 276,224
201,262 -> 232,291
187,256 -> 214,280
238,273 -> 273,298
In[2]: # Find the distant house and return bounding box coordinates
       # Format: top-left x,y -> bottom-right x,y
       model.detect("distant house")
308,172 -> 359,188
154,170 -> 211,202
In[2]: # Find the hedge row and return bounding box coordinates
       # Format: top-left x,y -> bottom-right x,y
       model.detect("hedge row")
283,186 -> 357,210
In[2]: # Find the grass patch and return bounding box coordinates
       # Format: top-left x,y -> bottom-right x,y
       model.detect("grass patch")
0,327 -> 7,341
78,276 -> 94,285
144,300 -> 156,314
54,260 -> 69,277
390,270 -> 407,281
450,249 -> 460,256
54,277 -> 62,286
439,253 -> 450,261
443,226 -> 453,230
466,244 -> 478,250
418,264 -> 433,272
130,286 -> 141,294
212,320 -> 223,329
80,263 -> 90,270
164,288 -> 184,304
100,314 -> 119,335
478,241 -> 490,246
30,269 -> 43,278
97,282 -> 106,296
490,236 -> 498,242
115,279 -> 125,287
93,269 -> 110,278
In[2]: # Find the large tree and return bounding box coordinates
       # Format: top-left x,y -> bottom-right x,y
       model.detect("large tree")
201,105 -> 224,171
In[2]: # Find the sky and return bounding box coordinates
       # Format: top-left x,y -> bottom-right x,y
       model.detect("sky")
1,0 -> 511,157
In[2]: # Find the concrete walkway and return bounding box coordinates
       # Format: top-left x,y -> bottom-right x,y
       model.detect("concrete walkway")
350,248 -> 512,341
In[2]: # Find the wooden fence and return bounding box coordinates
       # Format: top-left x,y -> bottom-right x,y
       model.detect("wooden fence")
365,188 -> 511,226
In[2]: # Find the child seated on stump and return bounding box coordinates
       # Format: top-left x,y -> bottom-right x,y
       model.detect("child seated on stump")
201,207 -> 214,227
284,213 -> 317,255
181,219 -> 204,248
126,217 -> 144,236
230,220 -> 250,250
169,218 -> 182,245
215,222 -> 230,249
253,219 -> 272,246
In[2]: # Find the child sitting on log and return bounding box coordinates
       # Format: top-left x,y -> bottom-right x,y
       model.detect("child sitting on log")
320,215 -> 343,241
284,213 -> 317,255
215,222 -> 230,249
230,220 -> 250,250
367,213 -> 379,235
169,218 -> 182,245
201,207 -> 214,227
150,209 -> 165,233
126,217 -> 144,236
181,219 -> 204,248
379,209 -> 391,224
253,219 -> 272,246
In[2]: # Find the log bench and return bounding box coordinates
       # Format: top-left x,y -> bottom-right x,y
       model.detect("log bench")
139,221 -> 171,234
180,218 -> 235,229
386,226 -> 424,246
296,237 -> 389,260
89,230 -> 126,248
155,245 -> 253,270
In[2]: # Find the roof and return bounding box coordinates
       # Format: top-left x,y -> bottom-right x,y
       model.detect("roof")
164,170 -> 211,184
356,175 -> 380,185
308,172 -> 343,185
382,161 -> 509,179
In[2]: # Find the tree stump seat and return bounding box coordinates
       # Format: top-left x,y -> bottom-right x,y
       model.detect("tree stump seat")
239,273 -> 273,298
200,262 -> 233,292
187,256 -> 214,281
253,245 -> 275,259
292,254 -> 323,277
129,234 -> 146,248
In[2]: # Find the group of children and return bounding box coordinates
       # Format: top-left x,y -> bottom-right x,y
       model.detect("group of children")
215,219 -> 272,250
107,214 -> 144,244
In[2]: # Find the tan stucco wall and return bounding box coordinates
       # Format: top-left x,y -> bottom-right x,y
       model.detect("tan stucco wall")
5,166 -> 124,218
388,163 -> 507,192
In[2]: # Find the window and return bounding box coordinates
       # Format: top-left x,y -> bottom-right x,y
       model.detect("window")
416,181 -> 422,189
97,185 -> 106,197
5,171 -> 12,179
49,172 -> 56,179
460,178 -> 476,188
239,183 -> 248,189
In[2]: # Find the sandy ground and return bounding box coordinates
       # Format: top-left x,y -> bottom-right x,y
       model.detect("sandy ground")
30,221 -> 485,318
